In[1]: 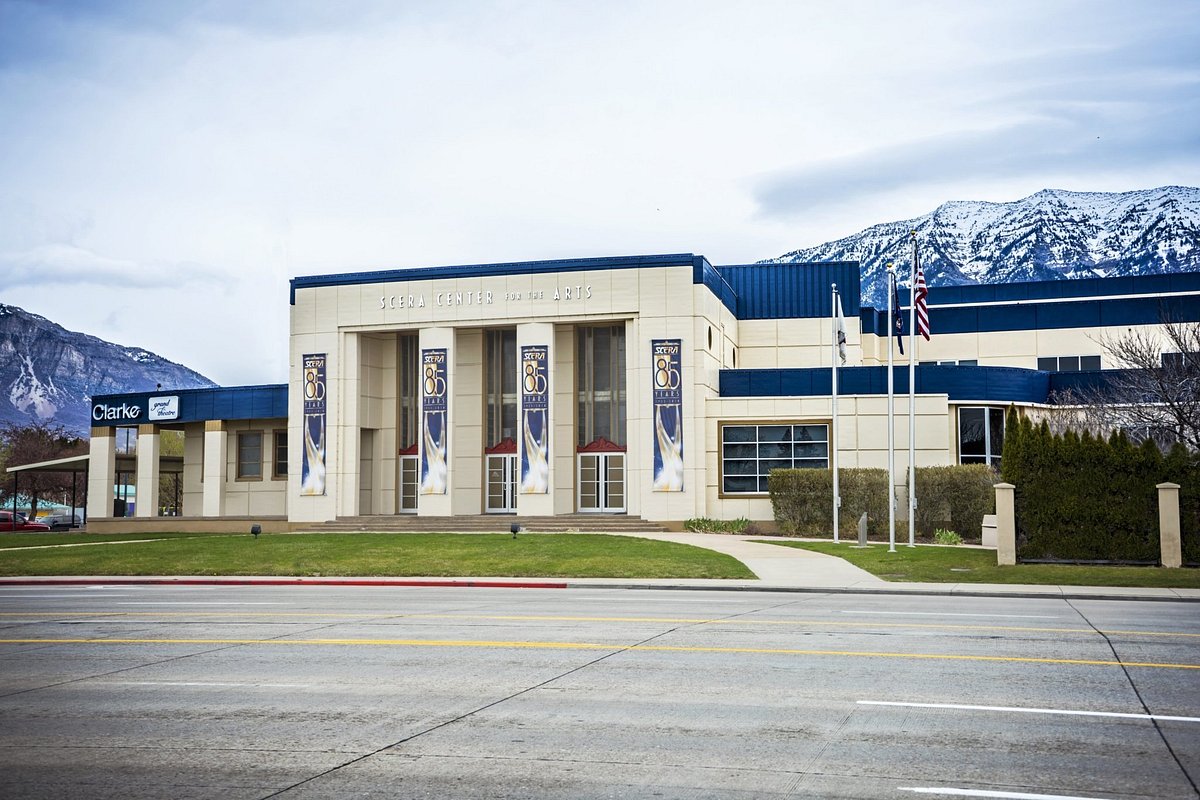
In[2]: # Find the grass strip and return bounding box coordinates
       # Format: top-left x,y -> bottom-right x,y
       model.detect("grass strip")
753,540 -> 1200,588
0,532 -> 754,580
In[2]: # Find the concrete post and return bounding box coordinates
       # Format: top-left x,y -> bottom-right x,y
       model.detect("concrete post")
86,427 -> 116,520
202,420 -> 227,518
994,482 -> 1016,566
1157,482 -> 1182,569
135,424 -> 160,518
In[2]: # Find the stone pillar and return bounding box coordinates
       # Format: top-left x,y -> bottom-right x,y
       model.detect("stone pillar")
86,427 -> 116,520
517,322 -> 555,516
994,482 -> 1016,566
1157,482 -> 1182,569
134,424 -> 160,518
202,420 -> 227,517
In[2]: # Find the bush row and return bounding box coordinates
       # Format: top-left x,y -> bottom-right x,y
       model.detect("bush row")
1000,407 -> 1200,563
768,465 -> 994,540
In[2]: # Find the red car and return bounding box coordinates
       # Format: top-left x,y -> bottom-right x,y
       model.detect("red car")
0,510 -> 51,532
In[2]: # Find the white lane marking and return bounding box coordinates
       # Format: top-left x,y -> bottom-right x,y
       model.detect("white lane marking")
860,700 -> 1200,724
899,788 -> 1113,799
840,618 -> 1056,623
105,681 -> 309,688
115,602 -> 291,606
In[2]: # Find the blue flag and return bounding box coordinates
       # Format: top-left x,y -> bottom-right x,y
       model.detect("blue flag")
890,272 -> 905,355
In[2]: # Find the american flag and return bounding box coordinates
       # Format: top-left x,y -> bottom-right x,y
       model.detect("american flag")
914,252 -> 930,341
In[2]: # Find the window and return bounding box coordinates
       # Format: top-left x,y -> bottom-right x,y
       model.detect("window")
919,359 -> 978,366
1037,355 -> 1101,371
273,430 -> 288,479
720,423 -> 829,494
577,325 -> 626,447
958,407 -> 1004,467
485,329 -> 518,447
237,431 -> 263,480
398,333 -> 419,449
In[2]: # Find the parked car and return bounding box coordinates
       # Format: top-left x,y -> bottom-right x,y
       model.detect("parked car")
40,513 -> 83,531
0,511 -> 51,532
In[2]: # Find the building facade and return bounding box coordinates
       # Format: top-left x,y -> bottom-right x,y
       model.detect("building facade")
85,254 -> 1200,530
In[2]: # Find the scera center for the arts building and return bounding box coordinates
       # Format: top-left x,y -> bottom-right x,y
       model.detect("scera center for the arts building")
82,253 -> 1200,531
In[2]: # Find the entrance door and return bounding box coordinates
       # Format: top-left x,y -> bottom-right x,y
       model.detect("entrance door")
577,453 -> 625,513
486,454 -> 518,513
396,454 -> 418,514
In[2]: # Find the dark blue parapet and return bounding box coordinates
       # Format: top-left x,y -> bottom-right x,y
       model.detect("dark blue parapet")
90,384 -> 288,428
864,294 -> 1200,336
720,366 -> 1051,403
717,262 -> 861,320
910,271 -> 1200,306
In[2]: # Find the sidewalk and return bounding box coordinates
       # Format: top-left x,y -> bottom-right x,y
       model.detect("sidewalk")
2,530 -> 1196,601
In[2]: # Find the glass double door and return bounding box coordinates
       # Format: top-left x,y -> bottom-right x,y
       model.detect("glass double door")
486,454 -> 518,513
578,452 -> 625,513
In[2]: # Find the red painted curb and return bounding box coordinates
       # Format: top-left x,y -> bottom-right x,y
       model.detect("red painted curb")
0,578 -> 568,589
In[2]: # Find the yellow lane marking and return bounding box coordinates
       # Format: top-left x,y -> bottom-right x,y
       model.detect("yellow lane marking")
0,637 -> 1197,670
0,611 -> 1196,639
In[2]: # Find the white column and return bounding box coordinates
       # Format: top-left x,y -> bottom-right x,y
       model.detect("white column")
134,424 -> 160,518
86,427 -> 116,520
202,420 -> 227,517
517,322 -> 555,517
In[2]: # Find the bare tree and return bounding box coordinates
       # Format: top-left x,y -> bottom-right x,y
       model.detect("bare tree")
1049,318 -> 1200,451
0,422 -> 87,518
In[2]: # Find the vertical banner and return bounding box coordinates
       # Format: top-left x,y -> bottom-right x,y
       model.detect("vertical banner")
519,345 -> 549,494
300,353 -> 327,496
651,339 -> 684,492
420,348 -> 448,495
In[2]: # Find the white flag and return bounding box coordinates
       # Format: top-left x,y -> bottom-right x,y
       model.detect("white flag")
834,294 -> 847,365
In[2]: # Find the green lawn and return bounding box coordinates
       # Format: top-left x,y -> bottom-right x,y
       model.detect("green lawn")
754,540 -> 1200,588
0,532 -> 755,580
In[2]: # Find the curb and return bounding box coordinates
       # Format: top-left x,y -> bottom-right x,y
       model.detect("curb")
0,577 -> 1196,602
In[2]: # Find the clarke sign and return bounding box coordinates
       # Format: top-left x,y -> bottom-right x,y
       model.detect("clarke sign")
92,395 -> 179,424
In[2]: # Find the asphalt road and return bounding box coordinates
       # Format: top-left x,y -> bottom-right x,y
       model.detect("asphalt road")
0,584 -> 1196,799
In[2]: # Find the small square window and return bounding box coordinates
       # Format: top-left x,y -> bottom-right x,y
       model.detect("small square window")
237,431 -> 263,480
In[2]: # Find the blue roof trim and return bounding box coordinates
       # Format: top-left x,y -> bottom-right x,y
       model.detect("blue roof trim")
719,366 -> 1051,403
290,253 -> 708,305
915,271 -> 1200,306
693,259 -> 738,316
717,262 -> 861,319
863,294 -> 1200,336
91,384 -> 289,427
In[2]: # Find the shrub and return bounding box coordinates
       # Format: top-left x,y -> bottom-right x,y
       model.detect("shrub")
1002,409 -> 1200,562
769,468 -> 890,538
913,465 -> 995,541
683,517 -> 750,534
934,528 -> 963,545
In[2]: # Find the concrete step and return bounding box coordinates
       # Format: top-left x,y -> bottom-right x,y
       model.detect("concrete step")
301,514 -> 668,533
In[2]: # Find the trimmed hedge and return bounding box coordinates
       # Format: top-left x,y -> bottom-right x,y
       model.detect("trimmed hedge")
913,465 -> 995,540
768,466 -> 994,540
1001,406 -> 1200,563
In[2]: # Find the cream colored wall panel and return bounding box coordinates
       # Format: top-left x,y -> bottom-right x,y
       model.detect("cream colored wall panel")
584,269 -> 613,315
739,320 -> 777,348
638,268 -> 668,316
739,347 -> 778,369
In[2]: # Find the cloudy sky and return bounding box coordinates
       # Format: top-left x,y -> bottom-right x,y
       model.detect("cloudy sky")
2,0 -> 1198,385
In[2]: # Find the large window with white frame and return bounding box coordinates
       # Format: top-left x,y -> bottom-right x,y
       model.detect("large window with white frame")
720,422 -> 829,495
958,406 -> 1005,467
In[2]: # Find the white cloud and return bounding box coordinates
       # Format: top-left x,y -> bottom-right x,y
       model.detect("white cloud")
0,0 -> 1197,383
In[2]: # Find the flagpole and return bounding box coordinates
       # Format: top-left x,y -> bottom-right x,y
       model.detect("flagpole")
886,264 -> 896,553
831,283 -> 840,544
908,233 -> 917,548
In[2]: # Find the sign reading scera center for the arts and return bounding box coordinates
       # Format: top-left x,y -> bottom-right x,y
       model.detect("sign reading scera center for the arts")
420,348 -> 449,495
300,353 -> 327,497
520,345 -> 549,494
651,339 -> 684,492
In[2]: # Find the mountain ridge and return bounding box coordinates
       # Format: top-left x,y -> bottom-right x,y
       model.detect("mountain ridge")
765,185 -> 1200,305
0,304 -> 216,436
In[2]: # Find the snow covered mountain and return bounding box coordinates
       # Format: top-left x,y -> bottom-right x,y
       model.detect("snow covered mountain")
766,186 -> 1200,306
0,304 -> 216,435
